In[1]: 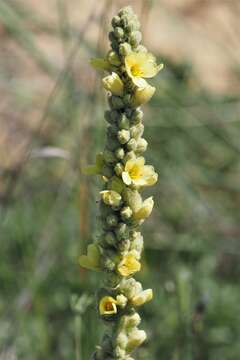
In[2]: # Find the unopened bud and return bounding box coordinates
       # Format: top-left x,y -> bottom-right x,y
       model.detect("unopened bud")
114,162 -> 124,176
121,206 -> 132,220
127,138 -> 137,151
115,147 -> 125,160
117,129 -> 130,144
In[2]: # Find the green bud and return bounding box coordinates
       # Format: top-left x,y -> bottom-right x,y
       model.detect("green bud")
129,31 -> 142,47
107,124 -> 118,135
114,27 -> 124,40
111,15 -> 121,28
119,6 -> 134,17
119,42 -> 132,56
130,124 -> 144,139
106,214 -> 118,227
110,96 -> 125,110
136,138 -> 148,153
126,329 -> 146,352
124,313 -> 141,328
121,206 -> 133,220
116,332 -> 128,349
117,129 -> 130,144
103,149 -> 117,163
105,231 -> 117,246
107,176 -> 125,194
127,138 -> 137,151
107,51 -> 121,66
115,148 -> 125,160
131,108 -> 143,124
114,162 -> 124,176
101,256 -> 116,271
110,110 -> 120,122
115,223 -> 128,240
119,114 -> 130,130
123,93 -> 131,106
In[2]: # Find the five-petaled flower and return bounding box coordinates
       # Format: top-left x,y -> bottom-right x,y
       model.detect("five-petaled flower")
122,157 -> 158,188
125,52 -> 163,88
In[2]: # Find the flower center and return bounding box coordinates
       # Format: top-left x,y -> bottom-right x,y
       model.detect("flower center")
105,302 -> 114,311
129,165 -> 141,179
131,64 -> 143,77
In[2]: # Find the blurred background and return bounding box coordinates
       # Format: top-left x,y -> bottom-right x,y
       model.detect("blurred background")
0,0 -> 240,359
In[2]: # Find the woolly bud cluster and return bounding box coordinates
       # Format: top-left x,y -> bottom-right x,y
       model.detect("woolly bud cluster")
80,6 -> 163,359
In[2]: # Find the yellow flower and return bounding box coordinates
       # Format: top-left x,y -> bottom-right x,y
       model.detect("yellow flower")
131,289 -> 153,306
99,296 -> 117,315
122,157 -> 158,188
125,52 -> 163,87
117,252 -> 141,277
102,72 -> 124,96
132,84 -> 155,107
79,244 -> 101,271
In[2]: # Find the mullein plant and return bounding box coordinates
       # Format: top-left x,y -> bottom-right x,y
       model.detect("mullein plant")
79,6 -> 163,360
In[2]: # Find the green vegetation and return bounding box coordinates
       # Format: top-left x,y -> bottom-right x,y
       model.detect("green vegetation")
0,1 -> 240,359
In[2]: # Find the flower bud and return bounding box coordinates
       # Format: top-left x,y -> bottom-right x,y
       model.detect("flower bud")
126,329 -> 146,352
129,31 -> 142,47
119,6 -> 134,17
115,346 -> 126,359
131,289 -> 153,306
115,148 -> 125,160
120,206 -> 133,220
103,73 -> 124,97
130,124 -> 144,139
131,108 -> 143,124
117,129 -> 130,144
116,294 -> 128,308
127,138 -> 137,151
119,42 -> 132,56
123,189 -> 142,213
114,26 -> 124,40
115,222 -> 128,240
110,96 -> 125,109
104,232 -> 117,246
106,214 -> 118,227
114,162 -> 124,176
79,244 -> 101,271
111,15 -> 121,28
116,332 -> 128,349
136,138 -> 148,153
123,93 -> 131,106
132,84 -> 156,107
119,114 -> 130,129
107,51 -> 121,66
101,190 -> 122,207
101,256 -> 116,271
124,313 -> 141,328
